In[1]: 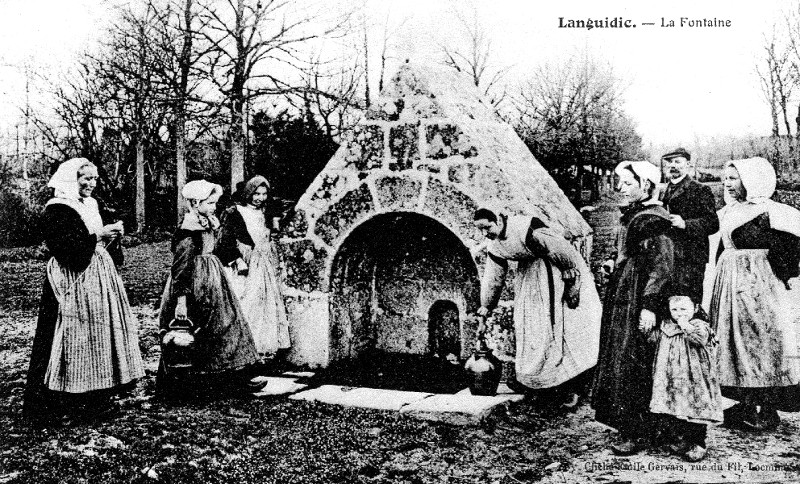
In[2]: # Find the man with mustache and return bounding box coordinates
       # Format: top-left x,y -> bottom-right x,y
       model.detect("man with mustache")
660,148 -> 719,303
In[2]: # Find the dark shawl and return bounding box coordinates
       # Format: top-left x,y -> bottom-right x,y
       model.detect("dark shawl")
592,203 -> 675,436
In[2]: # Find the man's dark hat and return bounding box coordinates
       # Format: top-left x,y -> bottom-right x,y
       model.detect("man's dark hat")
661,147 -> 691,161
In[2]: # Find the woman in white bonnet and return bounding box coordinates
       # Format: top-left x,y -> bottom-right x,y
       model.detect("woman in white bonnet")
710,157 -> 800,430
216,175 -> 291,361
156,179 -> 264,398
23,157 -> 144,424
592,161 -> 675,455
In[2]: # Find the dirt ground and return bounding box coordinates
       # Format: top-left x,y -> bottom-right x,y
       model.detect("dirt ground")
1,199 -> 799,483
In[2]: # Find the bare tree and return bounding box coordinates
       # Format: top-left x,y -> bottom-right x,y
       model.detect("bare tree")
97,3 -> 168,231
362,13 -> 370,109
358,7 -> 407,102
290,57 -> 364,143
148,0 -> 219,223
514,54 -> 642,202
35,5 -> 176,230
199,0 -> 352,187
784,5 -> 800,138
757,24 -> 795,138
440,4 -> 510,110
31,56 -> 106,165
376,12 -> 407,95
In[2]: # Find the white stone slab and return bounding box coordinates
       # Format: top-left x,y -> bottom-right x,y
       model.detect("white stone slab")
281,371 -> 316,379
399,394 -> 511,425
289,385 -> 432,411
496,382 -> 523,396
251,377 -> 308,397
455,384 -> 525,403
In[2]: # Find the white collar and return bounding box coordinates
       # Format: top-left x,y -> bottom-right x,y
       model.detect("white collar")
669,174 -> 688,185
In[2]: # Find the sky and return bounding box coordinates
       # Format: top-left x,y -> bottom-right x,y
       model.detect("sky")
0,0 -> 790,150
378,0 -> 787,147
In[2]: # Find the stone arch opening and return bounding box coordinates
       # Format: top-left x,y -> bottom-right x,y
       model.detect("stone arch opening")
328,212 -> 480,363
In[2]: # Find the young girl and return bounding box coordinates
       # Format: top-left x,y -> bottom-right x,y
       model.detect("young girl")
156,180 -> 263,397
216,175 -> 291,359
649,293 -> 723,462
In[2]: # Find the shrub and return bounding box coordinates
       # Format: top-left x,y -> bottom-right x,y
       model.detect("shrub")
0,243 -> 49,262
0,188 -> 45,248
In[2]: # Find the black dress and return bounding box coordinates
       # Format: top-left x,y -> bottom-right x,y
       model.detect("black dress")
592,203 -> 674,439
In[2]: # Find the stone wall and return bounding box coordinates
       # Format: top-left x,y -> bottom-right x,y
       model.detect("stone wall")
327,213 -> 479,363
279,62 -> 596,368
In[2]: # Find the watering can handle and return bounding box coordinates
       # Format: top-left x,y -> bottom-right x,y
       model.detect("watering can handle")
168,317 -> 195,331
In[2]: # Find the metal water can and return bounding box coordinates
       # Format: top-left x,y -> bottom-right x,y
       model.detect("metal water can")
162,318 -> 195,371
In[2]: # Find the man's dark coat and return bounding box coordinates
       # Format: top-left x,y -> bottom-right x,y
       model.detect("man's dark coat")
660,176 -> 719,301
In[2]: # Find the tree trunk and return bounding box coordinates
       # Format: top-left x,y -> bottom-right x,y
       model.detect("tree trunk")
780,93 -> 792,137
175,0 -> 193,224
590,165 -> 600,202
135,138 -> 145,231
770,99 -> 780,138
230,100 -> 245,187
230,0 -> 246,188
175,116 -> 187,224
363,24 -> 370,108
796,103 -> 800,140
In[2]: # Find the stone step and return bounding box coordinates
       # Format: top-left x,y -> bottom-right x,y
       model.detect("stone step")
455,383 -> 525,403
281,371 -> 316,379
251,377 -> 309,398
289,384 -> 521,425
399,393 -> 516,426
289,385 -> 432,411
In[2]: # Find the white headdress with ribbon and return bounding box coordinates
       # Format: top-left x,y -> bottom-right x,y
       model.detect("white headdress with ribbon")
721,157 -> 800,238
46,158 -> 103,234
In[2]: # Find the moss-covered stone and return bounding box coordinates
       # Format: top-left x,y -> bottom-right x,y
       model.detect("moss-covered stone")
375,312 -> 428,354
281,208 -> 308,239
473,166 -> 514,202
447,163 -> 479,185
416,164 -> 441,174
366,98 -> 405,121
329,283 -> 374,360
374,176 -> 421,210
278,239 -> 328,292
426,124 -> 478,160
314,184 -> 375,246
389,123 -> 420,170
343,125 -> 384,170
422,179 -> 480,242
310,173 -> 349,207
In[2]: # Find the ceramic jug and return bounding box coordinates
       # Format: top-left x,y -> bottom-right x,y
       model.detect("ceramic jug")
464,337 -> 501,396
